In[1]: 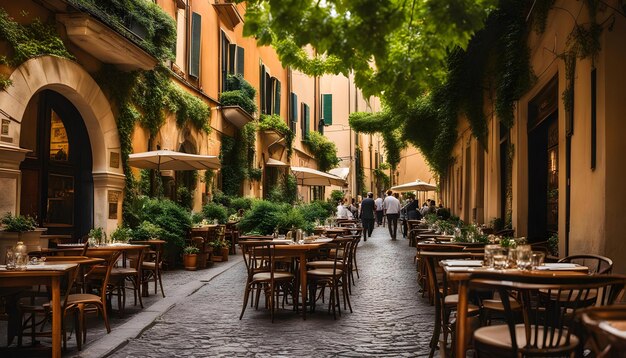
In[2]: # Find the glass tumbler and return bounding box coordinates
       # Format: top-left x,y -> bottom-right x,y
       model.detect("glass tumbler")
483,244 -> 502,268
493,254 -> 508,269
531,251 -> 545,269
516,245 -> 532,270
5,250 -> 16,270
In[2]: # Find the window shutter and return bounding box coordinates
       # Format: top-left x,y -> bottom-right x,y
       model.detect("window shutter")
236,46 -> 245,76
189,12 -> 201,78
265,73 -> 272,114
228,44 -> 237,74
260,64 -> 266,114
304,103 -> 310,140
221,32 -> 228,91
322,93 -> 333,125
273,79 -> 281,115
290,93 -> 298,123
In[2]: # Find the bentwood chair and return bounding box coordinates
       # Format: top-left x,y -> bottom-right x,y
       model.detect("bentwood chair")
109,246 -> 145,316
239,241 -> 295,322
578,305 -> 626,357
559,254 -> 613,275
468,273 -> 626,358
67,250 -> 121,348
139,240 -> 166,298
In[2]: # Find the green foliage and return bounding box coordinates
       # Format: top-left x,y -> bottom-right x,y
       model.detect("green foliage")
201,203 -> 228,224
176,186 -> 193,210
237,200 -> 327,235
330,190 -> 345,203
88,227 -> 105,240
349,112 -> 406,170
297,201 -> 335,224
547,233 -> 558,256
220,75 -> 257,115
268,173 -> 298,204
110,226 -> 132,243
0,9 -> 73,66
373,168 -> 390,190
67,0 -> 176,61
133,221 -> 164,241
276,206 -> 311,234
219,135 -> 246,196
259,114 -> 294,159
168,85 -> 211,133
183,245 -> 199,255
229,197 -> 253,213
136,198 -> 191,249
237,200 -> 286,235
1,212 -> 37,232
305,131 -> 340,172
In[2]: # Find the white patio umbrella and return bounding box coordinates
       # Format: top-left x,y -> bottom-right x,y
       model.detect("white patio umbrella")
291,166 -> 346,186
390,180 -> 437,192
128,150 -> 221,171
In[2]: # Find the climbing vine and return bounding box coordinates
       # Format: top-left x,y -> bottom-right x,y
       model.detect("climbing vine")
219,121 -> 259,195
0,9 -> 74,89
259,114 -> 294,160
305,131 -> 340,172
220,74 -> 258,116
355,146 -> 366,196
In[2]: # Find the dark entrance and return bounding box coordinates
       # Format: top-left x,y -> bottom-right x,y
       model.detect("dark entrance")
19,90 -> 93,239
527,78 -> 558,241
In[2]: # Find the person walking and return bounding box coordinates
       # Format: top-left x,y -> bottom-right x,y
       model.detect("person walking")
383,190 -> 401,240
359,192 -> 376,241
374,194 -> 384,227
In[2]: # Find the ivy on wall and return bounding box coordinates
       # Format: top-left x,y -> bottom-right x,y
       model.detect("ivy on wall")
0,9 -> 74,89
219,121 -> 259,195
259,114 -> 294,160
220,74 -> 258,115
305,131 -> 339,172
348,111 -> 406,171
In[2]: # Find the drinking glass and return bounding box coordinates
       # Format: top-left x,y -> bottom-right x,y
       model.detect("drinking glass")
483,244 -> 502,268
493,254 -> 508,269
516,245 -> 532,270
531,251 -> 545,269
5,250 -> 16,270
507,247 -> 519,269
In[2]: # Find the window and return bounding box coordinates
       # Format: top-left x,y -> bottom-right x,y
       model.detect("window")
290,92 -> 298,135
321,93 -> 332,125
301,103 -> 310,140
221,31 -> 244,91
259,63 -> 281,115
189,12 -> 201,78
174,4 -> 187,73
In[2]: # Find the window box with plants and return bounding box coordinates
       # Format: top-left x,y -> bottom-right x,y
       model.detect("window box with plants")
183,245 -> 200,270
0,213 -> 47,264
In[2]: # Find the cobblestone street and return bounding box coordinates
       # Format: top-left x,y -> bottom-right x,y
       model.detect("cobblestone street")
109,226 -> 434,357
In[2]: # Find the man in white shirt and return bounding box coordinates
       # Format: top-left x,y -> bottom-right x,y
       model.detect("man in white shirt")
383,190 -> 401,239
374,195 -> 384,227
336,200 -> 353,219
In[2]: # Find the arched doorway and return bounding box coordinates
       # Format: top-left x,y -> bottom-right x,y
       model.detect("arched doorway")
19,90 -> 93,239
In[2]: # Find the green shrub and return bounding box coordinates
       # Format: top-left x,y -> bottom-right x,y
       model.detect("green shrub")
133,220 -> 164,241
110,226 -> 133,243
219,90 -> 257,115
201,202 -> 228,224
277,207 -> 312,233
330,189 -> 345,203
226,74 -> 256,99
1,212 -> 37,232
176,186 -> 193,210
229,197 -> 253,212
297,201 -> 334,224
238,200 -> 286,235
139,198 -> 191,249
183,245 -> 199,255
547,233 -> 558,256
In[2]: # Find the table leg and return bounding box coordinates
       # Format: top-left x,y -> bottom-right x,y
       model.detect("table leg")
455,280 -> 469,358
300,252 -> 307,320
51,276 -> 61,358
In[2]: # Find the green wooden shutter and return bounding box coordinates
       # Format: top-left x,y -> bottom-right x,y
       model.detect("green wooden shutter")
273,79 -> 281,115
221,32 -> 228,91
265,73 -> 272,114
236,46 -> 245,76
189,12 -> 201,78
228,44 -> 236,74
322,93 -> 332,125
260,64 -> 266,114
304,103 -> 310,140
290,93 -> 298,123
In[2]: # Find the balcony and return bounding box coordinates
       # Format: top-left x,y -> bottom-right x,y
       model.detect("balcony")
57,13 -> 157,71
220,105 -> 254,129
212,0 -> 244,30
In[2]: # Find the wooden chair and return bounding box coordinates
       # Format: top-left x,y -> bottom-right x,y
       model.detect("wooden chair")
578,305 -> 626,358
421,250 -> 482,358
139,240 -> 165,298
109,246 -> 145,316
66,250 -> 122,348
495,229 -> 515,237
307,237 -> 353,319
469,273 -> 626,357
559,254 -> 613,275
239,241 -> 295,322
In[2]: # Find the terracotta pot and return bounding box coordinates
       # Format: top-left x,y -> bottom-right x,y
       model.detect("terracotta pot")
183,254 -> 198,270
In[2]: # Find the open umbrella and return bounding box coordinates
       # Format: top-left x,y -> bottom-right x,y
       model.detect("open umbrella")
291,166 -> 346,186
128,150 -> 221,171
390,180 -> 437,192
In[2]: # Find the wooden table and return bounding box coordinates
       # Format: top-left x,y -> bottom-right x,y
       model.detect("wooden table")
444,262 -> 588,357
0,264 -> 77,358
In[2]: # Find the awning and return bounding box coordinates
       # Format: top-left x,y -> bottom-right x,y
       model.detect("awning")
390,180 -> 437,192
328,167 -> 350,181
291,166 -> 346,186
266,158 -> 289,167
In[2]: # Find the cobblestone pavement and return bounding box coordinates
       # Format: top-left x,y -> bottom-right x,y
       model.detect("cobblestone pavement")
111,226 -> 435,357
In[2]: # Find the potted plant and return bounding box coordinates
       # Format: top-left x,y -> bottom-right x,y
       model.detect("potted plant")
110,226 -> 132,244
182,245 -> 200,270
88,227 -> 107,246
209,240 -> 229,262
0,212 -> 46,264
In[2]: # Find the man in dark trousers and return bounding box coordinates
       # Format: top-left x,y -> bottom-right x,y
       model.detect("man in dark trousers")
359,192 -> 376,241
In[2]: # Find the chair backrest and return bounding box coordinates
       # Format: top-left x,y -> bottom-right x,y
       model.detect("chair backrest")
327,237 -> 352,276
578,305 -> 626,355
85,250 -> 122,302
125,246 -> 145,273
559,254 -> 613,275
468,272 -> 626,357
